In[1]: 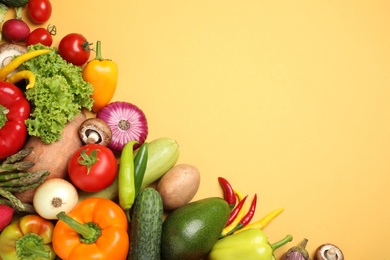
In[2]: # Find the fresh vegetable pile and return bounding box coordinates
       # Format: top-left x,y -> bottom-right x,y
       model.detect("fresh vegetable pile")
0,1 -> 346,260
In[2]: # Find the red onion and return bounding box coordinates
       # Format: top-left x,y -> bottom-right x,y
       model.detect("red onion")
96,101 -> 148,152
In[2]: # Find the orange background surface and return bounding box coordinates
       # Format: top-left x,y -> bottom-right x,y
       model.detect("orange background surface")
5,0 -> 390,258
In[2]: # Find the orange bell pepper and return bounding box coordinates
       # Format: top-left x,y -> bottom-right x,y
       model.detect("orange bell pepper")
82,41 -> 118,113
0,214 -> 55,260
52,197 -> 129,260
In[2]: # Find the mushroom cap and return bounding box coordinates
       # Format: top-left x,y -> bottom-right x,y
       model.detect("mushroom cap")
78,118 -> 112,146
315,243 -> 344,260
0,43 -> 28,77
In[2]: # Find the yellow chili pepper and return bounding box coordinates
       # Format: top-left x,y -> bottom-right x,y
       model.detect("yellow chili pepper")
221,196 -> 247,237
6,70 -> 36,89
82,40 -> 118,113
233,208 -> 284,234
0,49 -> 51,81
234,189 -> 244,202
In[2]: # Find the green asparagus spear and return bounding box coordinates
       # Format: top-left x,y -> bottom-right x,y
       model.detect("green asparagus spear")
0,161 -> 35,173
0,171 -> 31,181
0,147 -> 35,173
0,198 -> 36,213
0,170 -> 49,187
0,172 -> 49,192
0,188 -> 25,211
2,147 -> 33,164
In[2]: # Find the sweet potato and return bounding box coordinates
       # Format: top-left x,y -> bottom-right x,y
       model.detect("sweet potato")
15,111 -> 87,203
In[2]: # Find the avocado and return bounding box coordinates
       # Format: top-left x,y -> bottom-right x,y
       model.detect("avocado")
161,197 -> 230,260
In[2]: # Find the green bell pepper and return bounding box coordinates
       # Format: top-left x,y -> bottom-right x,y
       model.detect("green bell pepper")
208,228 -> 293,260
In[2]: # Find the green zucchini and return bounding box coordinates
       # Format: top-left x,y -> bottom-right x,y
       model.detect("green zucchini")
128,187 -> 163,260
138,137 -> 180,189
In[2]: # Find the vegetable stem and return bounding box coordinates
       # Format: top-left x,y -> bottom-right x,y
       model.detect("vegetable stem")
56,212 -> 101,243
16,233 -> 51,259
271,235 -> 293,252
94,41 -> 104,60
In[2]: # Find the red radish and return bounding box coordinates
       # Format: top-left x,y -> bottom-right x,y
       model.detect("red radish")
2,19 -> 31,43
97,101 -> 148,152
0,204 -> 14,231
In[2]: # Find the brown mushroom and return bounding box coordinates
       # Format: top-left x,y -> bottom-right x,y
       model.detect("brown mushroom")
314,243 -> 344,260
78,118 -> 112,146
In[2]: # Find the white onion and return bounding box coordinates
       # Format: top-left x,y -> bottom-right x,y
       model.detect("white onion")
33,178 -> 79,220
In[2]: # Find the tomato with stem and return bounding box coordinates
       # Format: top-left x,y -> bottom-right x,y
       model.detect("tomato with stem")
58,33 -> 92,66
68,144 -> 118,192
26,25 -> 56,46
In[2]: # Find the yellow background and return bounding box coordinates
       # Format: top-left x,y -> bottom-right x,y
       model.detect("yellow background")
9,0 -> 390,258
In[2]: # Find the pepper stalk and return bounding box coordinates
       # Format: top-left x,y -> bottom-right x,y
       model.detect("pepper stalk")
56,212 -> 102,244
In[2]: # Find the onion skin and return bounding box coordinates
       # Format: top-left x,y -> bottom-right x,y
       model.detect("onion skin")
96,101 -> 148,152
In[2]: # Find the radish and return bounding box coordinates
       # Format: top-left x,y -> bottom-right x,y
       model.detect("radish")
0,204 -> 14,231
2,19 -> 30,43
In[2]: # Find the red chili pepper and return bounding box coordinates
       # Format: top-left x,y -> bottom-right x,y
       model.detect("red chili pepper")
226,194 -> 257,235
225,195 -> 248,227
0,82 -> 30,160
218,177 -> 236,210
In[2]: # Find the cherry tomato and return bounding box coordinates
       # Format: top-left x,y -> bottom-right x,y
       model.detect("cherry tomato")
27,0 -> 52,24
68,144 -> 118,192
58,33 -> 92,66
26,26 -> 55,46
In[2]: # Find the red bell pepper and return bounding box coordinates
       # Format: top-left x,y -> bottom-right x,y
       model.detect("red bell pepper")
0,82 -> 30,161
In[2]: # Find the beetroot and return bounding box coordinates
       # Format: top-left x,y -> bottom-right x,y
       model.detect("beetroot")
2,19 -> 31,43
0,204 -> 14,231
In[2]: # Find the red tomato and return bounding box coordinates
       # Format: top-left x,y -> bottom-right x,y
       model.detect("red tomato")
27,0 -> 52,24
26,27 -> 53,46
58,33 -> 91,66
68,144 -> 118,192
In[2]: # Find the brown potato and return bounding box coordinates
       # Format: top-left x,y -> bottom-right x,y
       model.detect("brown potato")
15,111 -> 87,203
156,163 -> 200,211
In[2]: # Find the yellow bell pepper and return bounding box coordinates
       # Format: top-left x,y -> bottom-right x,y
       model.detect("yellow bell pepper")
0,214 -> 56,260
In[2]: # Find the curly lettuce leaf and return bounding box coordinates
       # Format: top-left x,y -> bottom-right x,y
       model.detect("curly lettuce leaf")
22,44 -> 93,144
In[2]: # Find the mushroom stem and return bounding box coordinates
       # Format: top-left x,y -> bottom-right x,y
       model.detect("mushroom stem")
78,118 -> 112,146
86,130 -> 100,144
315,244 -> 344,260
324,248 -> 338,260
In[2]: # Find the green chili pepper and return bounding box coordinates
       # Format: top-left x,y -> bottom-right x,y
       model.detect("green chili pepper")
118,140 -> 138,220
209,228 -> 293,260
133,142 -> 148,197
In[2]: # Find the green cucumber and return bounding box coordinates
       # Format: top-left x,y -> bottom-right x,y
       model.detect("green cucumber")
139,137 -> 180,189
128,187 -> 163,260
